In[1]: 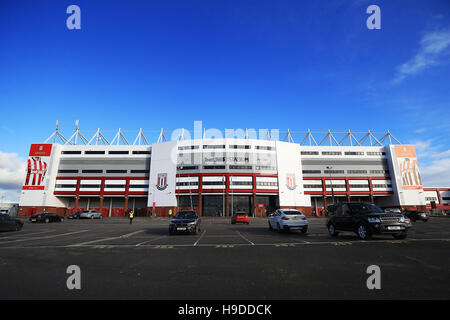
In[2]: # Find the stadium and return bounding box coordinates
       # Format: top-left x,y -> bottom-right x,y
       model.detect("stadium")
17,124 -> 450,217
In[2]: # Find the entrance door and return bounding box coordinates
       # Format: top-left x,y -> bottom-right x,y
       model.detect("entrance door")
202,195 -> 225,217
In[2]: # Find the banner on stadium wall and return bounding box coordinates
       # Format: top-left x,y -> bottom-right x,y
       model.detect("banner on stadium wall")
22,144 -> 53,191
394,145 -> 423,190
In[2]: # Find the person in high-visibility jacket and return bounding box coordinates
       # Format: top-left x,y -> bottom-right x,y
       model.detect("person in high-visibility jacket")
129,210 -> 134,224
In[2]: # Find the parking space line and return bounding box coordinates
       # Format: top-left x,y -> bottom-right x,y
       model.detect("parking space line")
193,230 -> 206,246
0,229 -> 55,240
135,236 -> 167,247
0,230 -> 89,245
68,230 -> 145,247
235,231 -> 255,245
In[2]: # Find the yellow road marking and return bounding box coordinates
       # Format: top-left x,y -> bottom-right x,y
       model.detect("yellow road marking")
332,242 -> 352,246
154,245 -> 174,249
215,245 -> 234,248
274,244 -> 296,247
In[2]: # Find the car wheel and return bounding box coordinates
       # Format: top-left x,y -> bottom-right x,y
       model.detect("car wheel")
268,221 -> 273,231
45,218 -> 50,223
15,224 -> 22,231
60,218 -> 64,222
328,224 -> 338,237
277,223 -> 283,233
90,215 -> 94,220
357,224 -> 371,240
393,233 -> 407,240
301,226 -> 308,234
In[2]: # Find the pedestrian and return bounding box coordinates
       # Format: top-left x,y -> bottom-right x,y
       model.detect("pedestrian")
129,210 -> 134,224
168,209 -> 173,219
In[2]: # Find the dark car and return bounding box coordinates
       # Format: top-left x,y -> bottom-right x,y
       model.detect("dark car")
0,214 -> 24,232
403,210 -> 428,222
68,211 -> 82,219
169,210 -> 201,235
29,212 -> 64,223
326,202 -> 411,240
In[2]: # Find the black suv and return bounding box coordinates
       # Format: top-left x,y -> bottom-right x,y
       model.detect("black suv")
326,202 -> 411,240
169,210 -> 201,235
403,210 -> 428,222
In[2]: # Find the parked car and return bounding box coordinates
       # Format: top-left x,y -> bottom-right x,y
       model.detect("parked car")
29,212 -> 64,223
79,210 -> 102,219
326,202 -> 411,240
268,209 -> 308,233
169,210 -> 201,235
231,212 -> 250,224
0,214 -> 24,232
67,211 -> 83,219
403,210 -> 428,222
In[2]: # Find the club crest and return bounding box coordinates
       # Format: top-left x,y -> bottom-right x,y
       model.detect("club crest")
286,173 -> 297,190
156,173 -> 168,191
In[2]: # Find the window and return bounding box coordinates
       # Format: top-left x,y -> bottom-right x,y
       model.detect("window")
106,170 -> 127,174
255,166 -> 277,171
229,145 -> 250,149
79,184 -> 101,188
367,152 -> 386,156
301,151 -> 319,155
425,197 -> 437,201
229,165 -> 252,170
55,184 -> 76,188
104,184 -> 126,188
176,182 -> 199,186
108,151 -> 129,155
344,151 -> 364,156
372,184 -> 392,188
61,151 -> 81,155
177,165 -> 199,171
129,184 -> 149,189
303,184 -> 322,189
58,169 -> 78,174
349,184 -> 369,188
347,170 -> 368,174
202,181 -> 225,186
256,181 -> 278,187
203,165 -> 226,170
325,184 -> 346,188
231,181 -> 253,186
442,197 -> 450,201
82,169 -> 103,173
178,145 -> 199,150
132,150 -> 151,154
321,151 -> 342,155
130,170 -> 148,174
85,151 -> 105,154
203,145 -> 225,149
302,170 -> 321,174
324,170 -> 345,174
255,146 -> 273,150
370,170 -> 389,175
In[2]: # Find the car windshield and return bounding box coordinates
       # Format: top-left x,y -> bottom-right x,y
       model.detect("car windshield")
349,203 -> 384,214
175,211 -> 198,219
282,210 -> 302,215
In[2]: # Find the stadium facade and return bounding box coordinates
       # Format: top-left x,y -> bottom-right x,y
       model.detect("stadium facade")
18,127 -> 448,217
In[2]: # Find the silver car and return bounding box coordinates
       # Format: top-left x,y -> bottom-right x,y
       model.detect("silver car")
79,210 -> 102,219
268,209 -> 308,233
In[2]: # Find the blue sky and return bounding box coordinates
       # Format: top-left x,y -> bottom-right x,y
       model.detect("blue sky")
0,0 -> 450,200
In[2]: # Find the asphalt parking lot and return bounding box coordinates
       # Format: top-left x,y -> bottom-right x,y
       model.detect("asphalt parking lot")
1,216 -> 450,299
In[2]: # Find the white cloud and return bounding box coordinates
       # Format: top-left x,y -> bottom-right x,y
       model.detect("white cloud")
412,140 -> 450,187
392,29 -> 450,84
0,152 -> 26,202
420,157 -> 450,187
